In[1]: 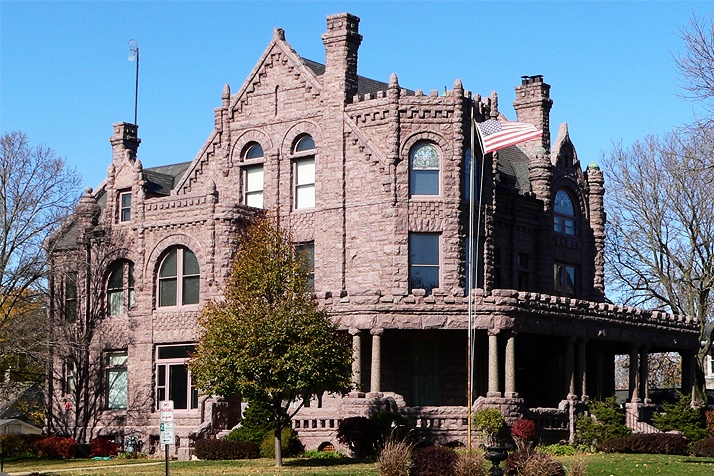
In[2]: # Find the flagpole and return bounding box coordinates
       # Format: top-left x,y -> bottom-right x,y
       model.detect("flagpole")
467,103 -> 476,452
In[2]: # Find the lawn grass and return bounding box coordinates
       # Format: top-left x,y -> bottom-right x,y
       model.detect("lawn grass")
8,452 -> 714,476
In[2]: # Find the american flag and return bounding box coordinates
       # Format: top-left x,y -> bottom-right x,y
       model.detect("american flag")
477,119 -> 543,154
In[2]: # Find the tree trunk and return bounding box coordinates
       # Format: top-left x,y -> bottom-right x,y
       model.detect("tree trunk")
694,352 -> 708,407
274,421 -> 283,467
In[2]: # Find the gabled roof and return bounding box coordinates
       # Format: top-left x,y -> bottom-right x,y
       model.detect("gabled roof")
302,58 -> 393,98
497,146 -> 532,194
143,162 -> 191,196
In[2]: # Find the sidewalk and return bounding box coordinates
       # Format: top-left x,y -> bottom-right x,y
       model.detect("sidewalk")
6,461 -> 162,476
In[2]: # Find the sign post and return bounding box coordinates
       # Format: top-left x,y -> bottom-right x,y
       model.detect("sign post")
159,401 -> 174,476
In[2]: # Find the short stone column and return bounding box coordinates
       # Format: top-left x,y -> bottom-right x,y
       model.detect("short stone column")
578,338 -> 588,400
370,328 -> 383,393
349,328 -> 361,391
505,332 -> 517,397
640,345 -> 650,403
566,336 -> 576,399
630,345 -> 640,402
487,331 -> 501,397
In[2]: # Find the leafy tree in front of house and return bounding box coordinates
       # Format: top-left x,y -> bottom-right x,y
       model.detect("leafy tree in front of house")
190,216 -> 352,467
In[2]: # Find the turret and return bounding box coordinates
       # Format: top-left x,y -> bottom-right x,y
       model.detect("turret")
110,122 -> 140,165
513,75 -> 553,157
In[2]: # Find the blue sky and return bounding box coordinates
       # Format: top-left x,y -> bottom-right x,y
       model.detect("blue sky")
1,1 -> 710,189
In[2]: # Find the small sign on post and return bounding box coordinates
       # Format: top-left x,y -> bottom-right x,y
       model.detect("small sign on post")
159,400 -> 174,476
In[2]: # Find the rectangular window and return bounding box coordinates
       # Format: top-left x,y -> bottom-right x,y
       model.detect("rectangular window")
517,253 -> 529,291
295,158 -> 315,209
244,165 -> 264,209
106,351 -> 128,410
409,233 -> 439,295
156,345 -> 198,411
120,192 -> 131,222
554,263 -> 577,297
65,273 -> 77,321
296,242 -> 315,291
66,361 -> 75,395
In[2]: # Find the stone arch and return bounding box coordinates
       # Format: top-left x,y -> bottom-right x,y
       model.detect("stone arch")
145,234 -> 206,306
230,129 -> 273,167
280,121 -> 323,159
400,131 -> 452,163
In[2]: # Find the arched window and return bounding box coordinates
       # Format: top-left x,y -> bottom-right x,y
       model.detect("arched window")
293,135 -> 316,209
410,142 -> 440,196
107,261 -> 135,316
242,143 -> 264,209
158,248 -> 200,307
554,190 -> 576,235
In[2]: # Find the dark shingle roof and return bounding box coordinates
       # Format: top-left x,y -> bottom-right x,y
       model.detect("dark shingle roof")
496,146 -> 531,194
143,162 -> 191,196
302,58 -> 399,98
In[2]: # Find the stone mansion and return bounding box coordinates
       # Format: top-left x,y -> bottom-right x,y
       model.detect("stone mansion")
47,13 -> 699,456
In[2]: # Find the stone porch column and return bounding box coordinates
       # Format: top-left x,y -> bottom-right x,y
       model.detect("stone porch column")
578,337 -> 588,400
640,345 -> 650,403
566,336 -> 576,399
349,328 -> 361,391
630,345 -> 640,402
681,350 -> 695,396
505,332 -> 517,397
487,331 -> 500,397
370,328 -> 383,393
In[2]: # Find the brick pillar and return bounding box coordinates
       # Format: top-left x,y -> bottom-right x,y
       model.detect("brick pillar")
512,76 -> 553,157
370,328 -> 383,393
350,328 -> 361,391
505,333 -> 517,397
110,122 -> 141,165
487,332 -> 500,397
578,338 -> 588,400
630,345 -> 640,403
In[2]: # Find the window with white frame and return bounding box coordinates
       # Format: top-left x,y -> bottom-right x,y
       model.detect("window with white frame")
554,190 -> 576,235
107,261 -> 135,316
64,273 -> 77,321
65,360 -> 75,395
293,135 -> 316,210
119,191 -> 132,222
410,142 -> 440,196
409,233 -> 440,295
106,351 -> 128,410
554,263 -> 577,297
244,164 -> 264,208
156,344 -> 198,410
158,247 -> 199,307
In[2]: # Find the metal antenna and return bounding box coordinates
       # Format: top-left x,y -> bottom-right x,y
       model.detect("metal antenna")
128,39 -> 139,126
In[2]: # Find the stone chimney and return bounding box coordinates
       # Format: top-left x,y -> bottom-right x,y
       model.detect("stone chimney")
513,75 -> 553,157
322,13 -> 362,103
110,122 -> 141,165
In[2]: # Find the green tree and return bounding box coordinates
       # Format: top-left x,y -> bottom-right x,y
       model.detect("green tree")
190,216 -> 352,467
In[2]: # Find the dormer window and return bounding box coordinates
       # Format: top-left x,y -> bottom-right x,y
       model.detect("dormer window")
119,191 -> 131,222
554,190 -> 576,235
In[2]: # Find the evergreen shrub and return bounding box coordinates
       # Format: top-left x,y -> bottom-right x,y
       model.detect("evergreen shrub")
259,427 -> 303,458
336,416 -> 380,457
652,393 -> 708,441
194,439 -> 260,460
224,401 -> 273,445
575,396 -> 631,448
0,434 -> 40,458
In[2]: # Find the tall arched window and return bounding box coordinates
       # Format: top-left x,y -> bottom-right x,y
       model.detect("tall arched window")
554,190 -> 576,235
293,135 -> 316,209
107,261 -> 135,316
242,143 -> 264,209
158,248 -> 199,307
410,142 -> 440,196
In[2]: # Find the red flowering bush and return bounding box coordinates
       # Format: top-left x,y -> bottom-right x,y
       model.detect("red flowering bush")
34,436 -> 77,459
511,419 -> 536,442
89,437 -> 120,457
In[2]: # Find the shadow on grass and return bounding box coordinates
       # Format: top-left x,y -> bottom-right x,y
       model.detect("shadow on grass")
286,457 -> 374,467
682,459 -> 714,464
